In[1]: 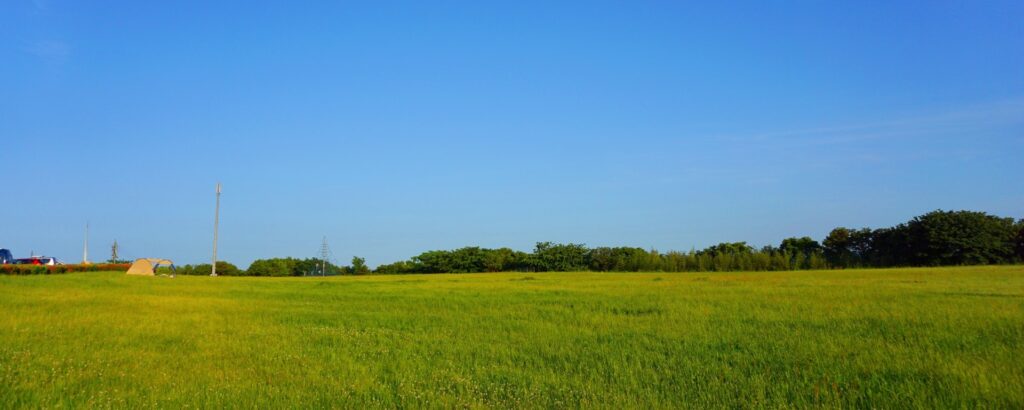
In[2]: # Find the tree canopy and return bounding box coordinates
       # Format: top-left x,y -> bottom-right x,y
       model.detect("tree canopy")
173,209 -> 1023,276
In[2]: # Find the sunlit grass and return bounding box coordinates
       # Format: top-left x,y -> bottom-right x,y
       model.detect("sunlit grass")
1,266 -> 1022,407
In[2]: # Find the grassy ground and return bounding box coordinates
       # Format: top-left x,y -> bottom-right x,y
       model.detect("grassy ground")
0,266 -> 1021,408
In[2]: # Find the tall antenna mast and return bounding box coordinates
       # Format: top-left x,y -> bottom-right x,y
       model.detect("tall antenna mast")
320,236 -> 330,276
211,182 -> 222,277
82,222 -> 90,264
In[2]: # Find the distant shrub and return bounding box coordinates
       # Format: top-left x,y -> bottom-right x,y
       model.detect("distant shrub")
349,257 -> 370,275
0,263 -> 129,275
374,261 -> 416,274
0,265 -> 45,275
244,258 -> 346,276
246,258 -> 300,276
188,261 -> 242,276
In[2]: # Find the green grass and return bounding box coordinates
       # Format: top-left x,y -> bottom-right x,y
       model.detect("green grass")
1,266 -> 1022,408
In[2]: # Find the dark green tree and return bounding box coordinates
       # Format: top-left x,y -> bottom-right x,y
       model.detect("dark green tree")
533,242 -> 589,272
780,237 -> 822,256
1015,220 -> 1024,262
374,260 -> 416,274
483,248 -> 515,272
191,261 -> 242,276
699,242 -> 753,256
247,258 -> 299,276
350,256 -> 371,275
904,210 -> 1017,265
411,250 -> 454,273
823,227 -> 852,267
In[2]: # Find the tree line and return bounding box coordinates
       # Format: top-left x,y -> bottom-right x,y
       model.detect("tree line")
173,257 -> 371,276
375,210 -> 1023,274
170,210 -> 1022,276
373,240 -> 830,274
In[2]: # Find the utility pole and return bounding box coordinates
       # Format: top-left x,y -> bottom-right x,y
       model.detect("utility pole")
82,222 -> 90,264
211,182 -> 221,277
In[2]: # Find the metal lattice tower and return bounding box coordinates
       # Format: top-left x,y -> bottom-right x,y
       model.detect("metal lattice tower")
320,236 -> 331,276
111,240 -> 119,263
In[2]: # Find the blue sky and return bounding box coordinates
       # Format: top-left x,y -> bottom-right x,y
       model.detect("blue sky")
2,1 -> 1022,268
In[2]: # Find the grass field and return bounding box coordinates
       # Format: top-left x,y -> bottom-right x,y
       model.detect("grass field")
1,267 -> 1022,408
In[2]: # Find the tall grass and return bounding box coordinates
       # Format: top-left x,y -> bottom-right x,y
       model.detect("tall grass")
0,266 -> 1021,408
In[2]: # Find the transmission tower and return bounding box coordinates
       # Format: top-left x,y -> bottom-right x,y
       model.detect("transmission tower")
320,236 -> 331,276
111,240 -> 119,263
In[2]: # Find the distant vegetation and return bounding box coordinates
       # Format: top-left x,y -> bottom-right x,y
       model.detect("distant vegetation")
373,209 -> 1023,274
176,256 -> 371,277
3,209 -> 1020,276
120,209 -> 1024,276
0,263 -> 129,275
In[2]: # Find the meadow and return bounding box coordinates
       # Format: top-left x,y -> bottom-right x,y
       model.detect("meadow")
1,266 -> 1021,408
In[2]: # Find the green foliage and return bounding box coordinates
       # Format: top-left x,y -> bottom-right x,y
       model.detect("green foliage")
905,210 -> 1018,265
823,227 -> 853,267
184,261 -> 242,276
588,247 -> 654,271
698,242 -> 754,256
378,242 -> 828,274
373,260 -> 416,274
349,257 -> 370,275
161,209 -> 1019,276
247,258 -> 300,276
1016,220 -> 1024,261
532,242 -> 589,272
408,247 -> 533,274
780,237 -> 822,256
0,263 -> 130,275
824,210 -> 1020,268
447,247 -> 486,273
482,248 -> 516,272
411,250 -> 454,273
370,210 -> 1024,274
243,257 -> 345,276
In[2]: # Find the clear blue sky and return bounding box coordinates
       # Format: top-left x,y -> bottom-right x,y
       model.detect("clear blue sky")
2,1 -> 1022,268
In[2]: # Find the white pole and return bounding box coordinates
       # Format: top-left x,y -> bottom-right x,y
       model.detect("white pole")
211,182 -> 221,277
83,222 -> 89,264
